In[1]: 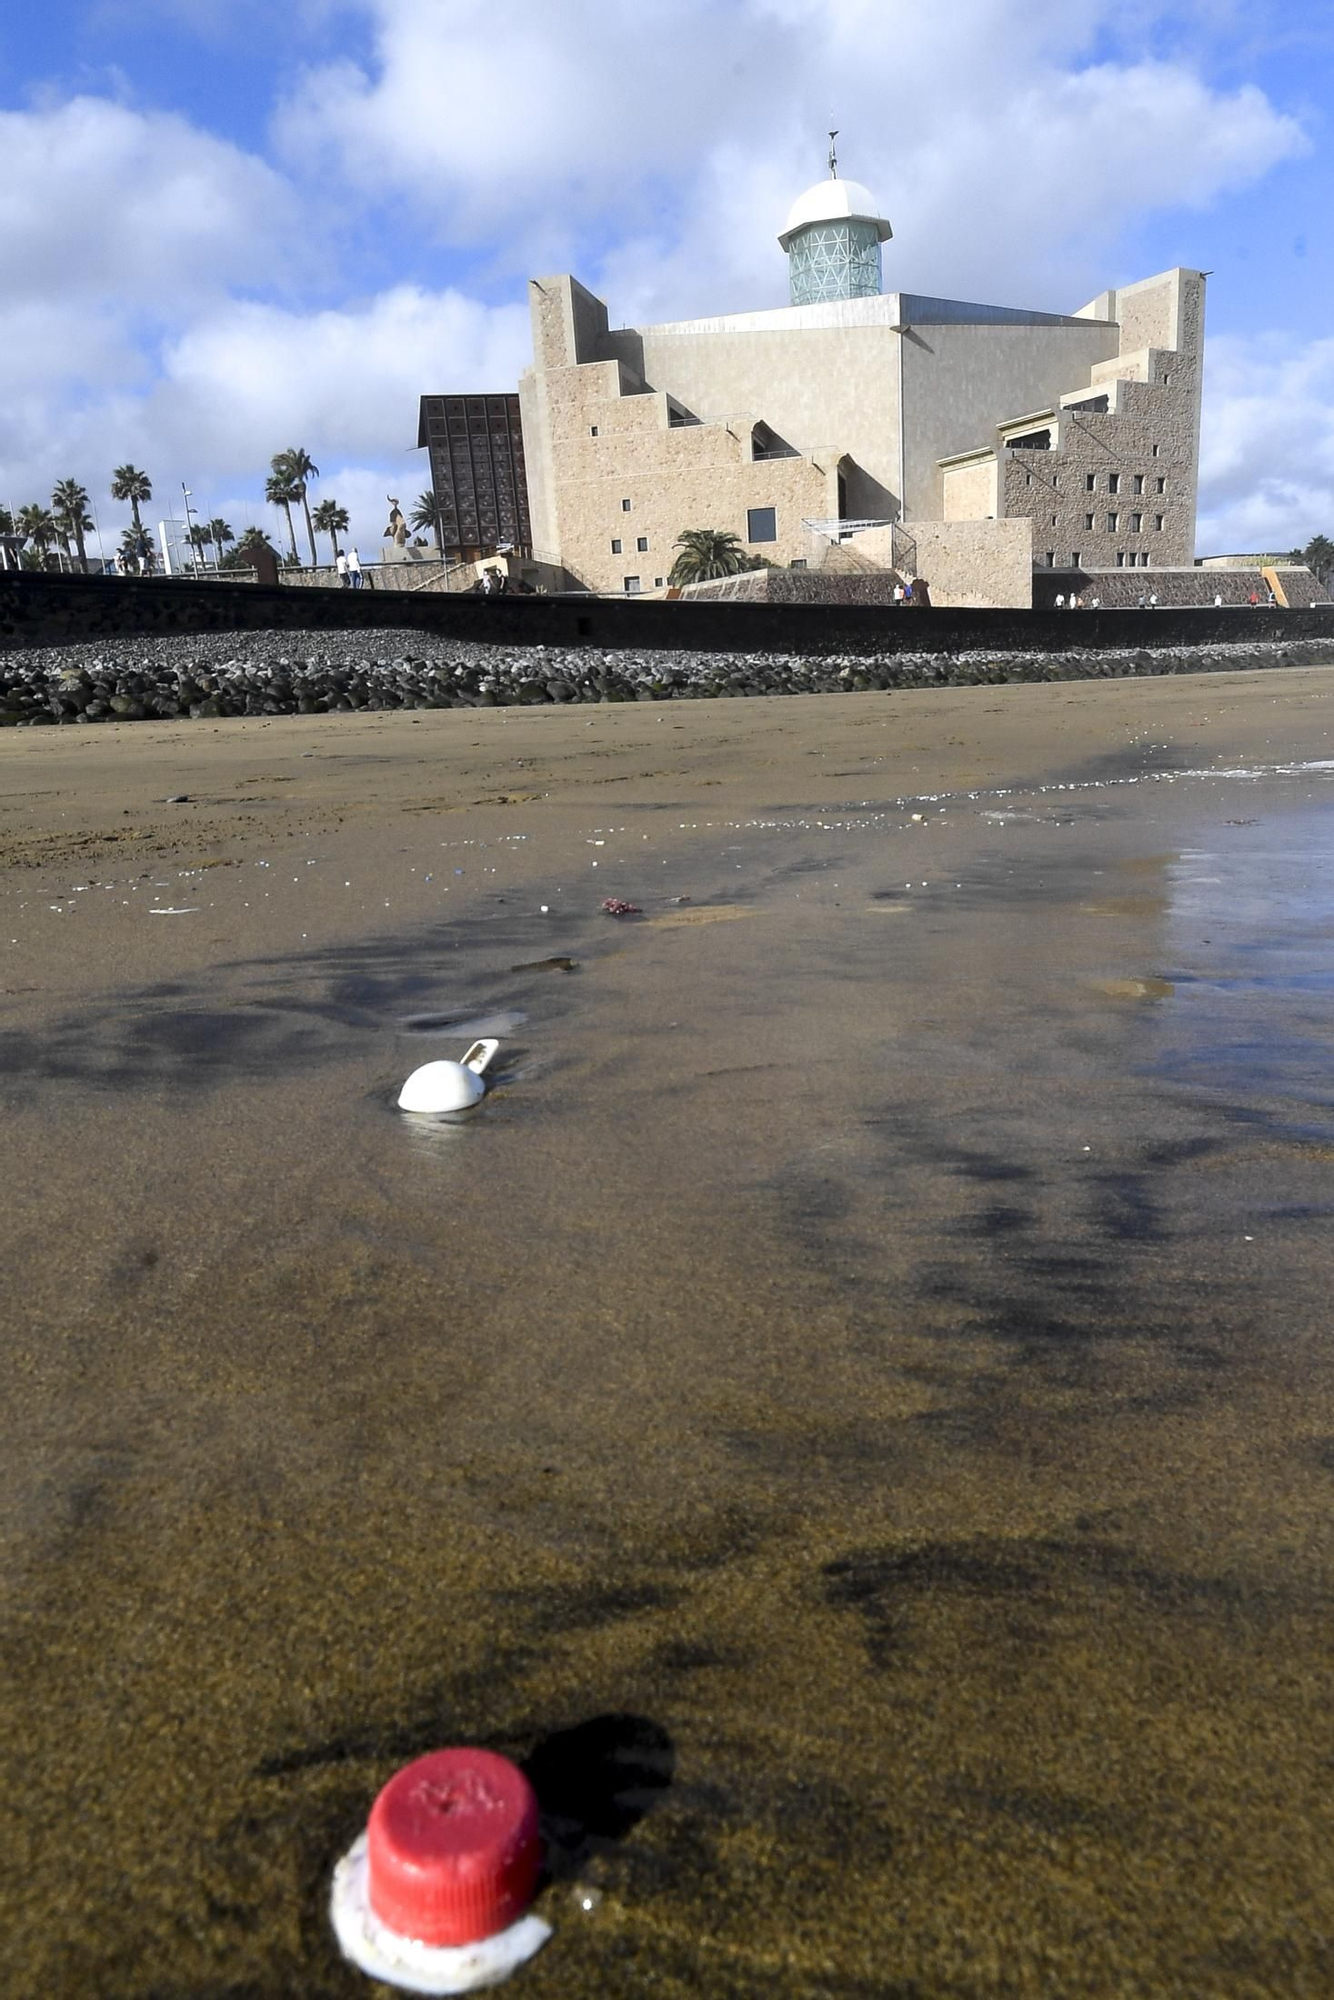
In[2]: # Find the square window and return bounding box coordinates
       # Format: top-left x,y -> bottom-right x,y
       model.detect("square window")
747,506 -> 777,543
1131,512 -> 1143,532
636,535 -> 648,552
1085,513 -> 1095,531
1108,472 -> 1120,494
623,575 -> 641,594
1107,512 -> 1118,532
1133,473 -> 1144,494
621,497 -> 632,512
1085,473 -> 1096,492
654,576 -> 665,587
590,425 -> 599,437
790,558 -> 807,569
1155,514 -> 1165,531
611,538 -> 622,554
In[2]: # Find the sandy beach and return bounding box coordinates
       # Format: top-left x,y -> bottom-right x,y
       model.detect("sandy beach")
4,668 -> 1334,1996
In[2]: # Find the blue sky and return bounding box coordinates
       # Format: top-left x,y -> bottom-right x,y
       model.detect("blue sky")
2,0 -> 1332,560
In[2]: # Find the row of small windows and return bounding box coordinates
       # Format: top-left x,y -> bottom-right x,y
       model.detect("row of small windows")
612,508 -> 777,551
623,577 -> 668,593
1044,552 -> 1153,568
1085,471 -> 1167,494
1081,511 -> 1167,532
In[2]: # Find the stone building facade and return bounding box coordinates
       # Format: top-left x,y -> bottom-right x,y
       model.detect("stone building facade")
443,162 -> 1209,603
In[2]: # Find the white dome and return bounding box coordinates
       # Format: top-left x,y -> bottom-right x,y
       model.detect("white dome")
779,176 -> 891,250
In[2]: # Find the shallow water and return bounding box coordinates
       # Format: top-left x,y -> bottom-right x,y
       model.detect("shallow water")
4,747 -> 1334,1995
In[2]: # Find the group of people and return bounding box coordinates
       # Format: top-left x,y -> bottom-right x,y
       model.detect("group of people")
334,547 -> 365,589
1054,591 -> 1111,610
891,578 -> 931,607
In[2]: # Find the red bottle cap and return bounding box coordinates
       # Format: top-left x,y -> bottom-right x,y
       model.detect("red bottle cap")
366,1749 -> 542,1948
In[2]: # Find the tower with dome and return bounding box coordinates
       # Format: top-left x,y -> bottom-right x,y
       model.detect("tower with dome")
779,137 -> 893,306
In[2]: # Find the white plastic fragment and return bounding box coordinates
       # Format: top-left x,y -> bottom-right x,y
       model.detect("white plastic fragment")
397,1041 -> 499,1114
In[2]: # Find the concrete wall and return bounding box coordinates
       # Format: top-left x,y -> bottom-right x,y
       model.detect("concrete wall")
7,570 -> 1332,662
942,457 -> 999,521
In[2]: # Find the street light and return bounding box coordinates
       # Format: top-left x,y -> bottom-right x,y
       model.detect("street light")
181,482 -> 200,571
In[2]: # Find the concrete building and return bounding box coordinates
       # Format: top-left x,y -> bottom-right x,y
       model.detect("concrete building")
511,155 -> 1206,604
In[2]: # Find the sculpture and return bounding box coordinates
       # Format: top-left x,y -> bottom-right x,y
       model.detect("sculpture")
383,496 -> 409,547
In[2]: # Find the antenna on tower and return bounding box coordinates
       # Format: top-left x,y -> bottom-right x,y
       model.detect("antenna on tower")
828,127 -> 839,178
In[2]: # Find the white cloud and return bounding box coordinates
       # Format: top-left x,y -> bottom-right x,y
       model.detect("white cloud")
278,0 -> 1306,319
1197,333 -> 1334,552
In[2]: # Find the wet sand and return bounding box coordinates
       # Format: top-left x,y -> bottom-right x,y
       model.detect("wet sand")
4,672 -> 1334,1996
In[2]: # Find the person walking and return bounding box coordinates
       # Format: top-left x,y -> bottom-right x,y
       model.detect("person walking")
335,550 -> 349,588
892,581 -> 904,607
1214,593 -> 1223,607
1055,592 -> 1066,611
347,546 -> 363,590
1148,591 -> 1159,609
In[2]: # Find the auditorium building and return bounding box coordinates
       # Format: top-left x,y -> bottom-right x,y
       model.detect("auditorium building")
421,151 -> 1209,606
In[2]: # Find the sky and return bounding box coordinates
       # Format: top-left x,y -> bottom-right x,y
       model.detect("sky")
1,0 -> 1332,564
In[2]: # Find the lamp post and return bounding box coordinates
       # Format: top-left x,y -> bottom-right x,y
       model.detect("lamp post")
181,482 -> 200,572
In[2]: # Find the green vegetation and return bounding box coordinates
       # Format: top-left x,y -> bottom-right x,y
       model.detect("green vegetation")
668,528 -> 754,586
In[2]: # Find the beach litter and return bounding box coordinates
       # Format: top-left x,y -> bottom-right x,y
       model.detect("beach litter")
331,1747 -> 550,1993
398,1040 -> 498,1114
601,898 -> 642,918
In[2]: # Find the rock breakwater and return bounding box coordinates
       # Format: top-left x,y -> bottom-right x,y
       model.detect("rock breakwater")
2,627 -> 1331,725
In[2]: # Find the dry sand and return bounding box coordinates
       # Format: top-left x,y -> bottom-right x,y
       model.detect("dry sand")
4,671 -> 1334,1996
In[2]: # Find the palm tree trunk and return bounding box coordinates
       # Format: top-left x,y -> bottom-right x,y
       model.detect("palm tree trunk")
282,503 -> 297,561
131,500 -> 142,537
302,496 -> 318,568
74,525 -> 87,567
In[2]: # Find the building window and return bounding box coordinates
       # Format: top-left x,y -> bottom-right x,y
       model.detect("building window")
590,425 -> 599,437
621,498 -> 632,512
1152,444 -> 1161,457
1072,552 -> 1082,567
654,576 -> 665,587
623,576 -> 641,594
1085,513 -> 1095,531
1108,472 -> 1120,494
1155,514 -> 1165,531
1162,372 -> 1171,385
1133,473 -> 1144,494
1046,552 -> 1055,567
1106,512 -> 1118,532
1025,472 -> 1032,486
1051,514 -> 1059,527
611,538 -> 622,554
1116,552 -> 1125,568
790,558 -> 807,569
1131,512 -> 1143,532
747,506 -> 777,543
1142,554 -> 1151,567
1156,477 -> 1166,493
636,535 -> 648,552
1085,473 -> 1096,492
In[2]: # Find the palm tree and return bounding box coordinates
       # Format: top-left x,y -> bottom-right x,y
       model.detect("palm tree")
272,447 -> 319,566
311,497 -> 350,561
208,519 -> 235,563
1291,534 -> 1334,589
265,470 -> 301,561
110,465 -> 152,539
17,504 -> 58,565
409,491 -> 445,550
52,480 -> 95,568
187,524 -> 213,571
668,528 -> 752,586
